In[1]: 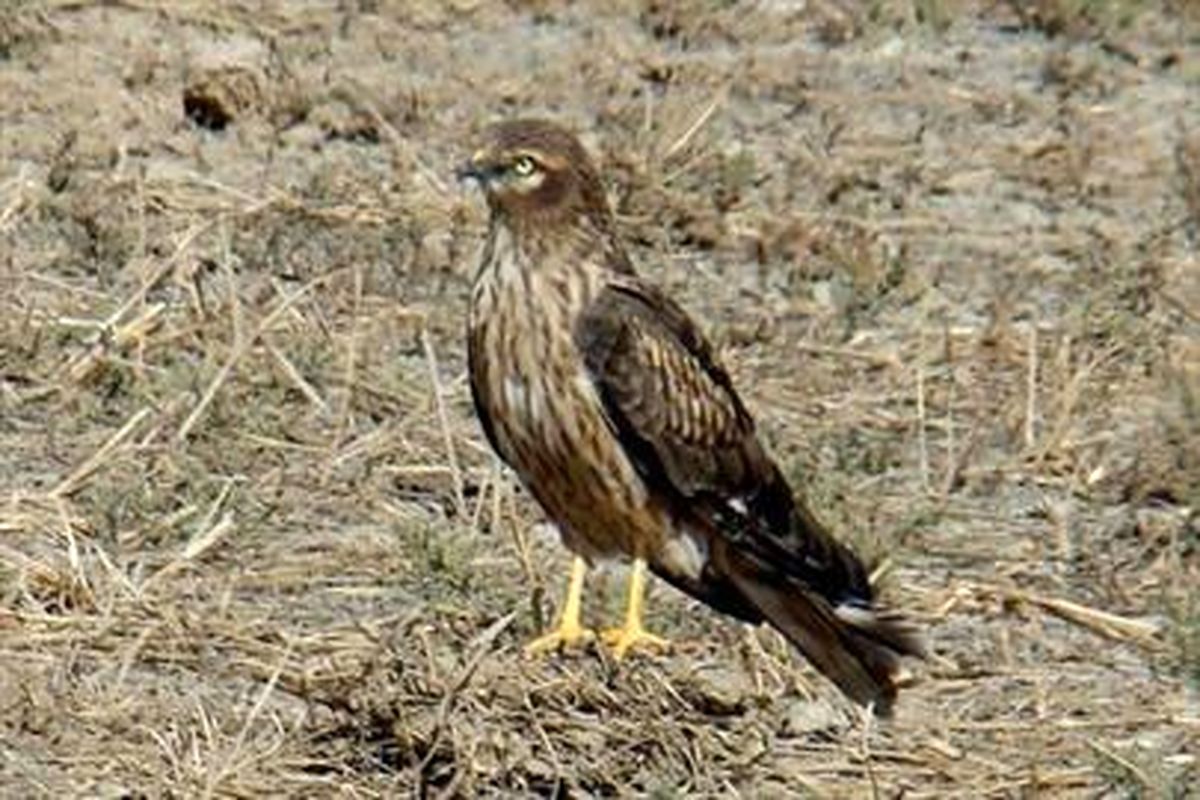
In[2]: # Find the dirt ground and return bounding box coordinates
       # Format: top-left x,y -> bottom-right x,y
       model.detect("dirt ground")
2,1 -> 1199,796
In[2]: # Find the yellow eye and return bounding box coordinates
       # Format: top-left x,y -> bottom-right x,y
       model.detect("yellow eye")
512,155 -> 536,176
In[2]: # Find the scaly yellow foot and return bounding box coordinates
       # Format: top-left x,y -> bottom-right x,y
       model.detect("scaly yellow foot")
525,621 -> 596,654
525,556 -> 596,655
600,558 -> 670,660
601,622 -> 670,660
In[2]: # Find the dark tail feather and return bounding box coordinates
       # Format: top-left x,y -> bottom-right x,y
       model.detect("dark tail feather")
717,544 -> 925,715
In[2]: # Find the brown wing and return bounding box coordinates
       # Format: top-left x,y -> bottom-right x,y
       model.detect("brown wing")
574,278 -> 872,604
574,280 -> 757,492
575,279 -> 926,712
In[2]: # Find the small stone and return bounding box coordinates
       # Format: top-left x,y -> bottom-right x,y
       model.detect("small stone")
684,664 -> 753,716
781,698 -> 845,738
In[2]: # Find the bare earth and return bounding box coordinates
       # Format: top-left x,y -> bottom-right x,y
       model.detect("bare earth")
2,1 -> 1198,797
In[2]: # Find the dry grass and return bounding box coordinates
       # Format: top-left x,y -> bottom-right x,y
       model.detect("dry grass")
2,0 -> 1199,796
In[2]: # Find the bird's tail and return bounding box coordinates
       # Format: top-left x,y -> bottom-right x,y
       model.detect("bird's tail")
714,537 -> 926,715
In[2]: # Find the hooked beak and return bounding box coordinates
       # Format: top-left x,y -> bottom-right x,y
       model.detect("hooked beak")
457,149 -> 498,186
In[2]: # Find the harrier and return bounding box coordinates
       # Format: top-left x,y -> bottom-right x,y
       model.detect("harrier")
461,119 -> 925,712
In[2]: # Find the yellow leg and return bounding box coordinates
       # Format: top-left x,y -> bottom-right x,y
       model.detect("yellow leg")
601,558 -> 670,659
525,556 -> 595,655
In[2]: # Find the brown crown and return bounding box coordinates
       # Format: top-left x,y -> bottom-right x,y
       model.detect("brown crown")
465,118 -> 611,225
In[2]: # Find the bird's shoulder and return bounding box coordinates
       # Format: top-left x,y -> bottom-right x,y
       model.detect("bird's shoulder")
577,274 -> 748,415
574,272 -> 773,500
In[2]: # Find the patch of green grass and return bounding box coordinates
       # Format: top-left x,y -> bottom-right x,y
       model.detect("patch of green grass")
394,520 -> 482,598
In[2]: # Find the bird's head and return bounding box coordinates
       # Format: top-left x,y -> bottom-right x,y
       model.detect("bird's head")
459,119 -> 611,228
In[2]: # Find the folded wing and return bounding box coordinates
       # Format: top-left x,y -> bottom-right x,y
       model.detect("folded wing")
575,278 -> 925,711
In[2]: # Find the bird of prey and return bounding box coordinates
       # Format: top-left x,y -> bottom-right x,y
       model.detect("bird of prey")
460,118 -> 925,712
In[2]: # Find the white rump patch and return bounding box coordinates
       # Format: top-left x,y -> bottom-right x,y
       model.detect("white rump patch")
659,533 -> 708,582
833,603 -> 877,627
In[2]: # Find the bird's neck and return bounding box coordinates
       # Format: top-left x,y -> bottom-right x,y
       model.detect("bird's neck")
486,208 -> 636,278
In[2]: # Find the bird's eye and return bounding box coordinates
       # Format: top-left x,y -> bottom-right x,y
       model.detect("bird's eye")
512,156 -> 536,176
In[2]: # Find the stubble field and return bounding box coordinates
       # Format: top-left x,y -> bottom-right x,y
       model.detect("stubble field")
2,1 -> 1199,796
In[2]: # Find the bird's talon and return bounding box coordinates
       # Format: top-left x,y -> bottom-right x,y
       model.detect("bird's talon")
600,625 -> 670,660
524,624 -> 596,656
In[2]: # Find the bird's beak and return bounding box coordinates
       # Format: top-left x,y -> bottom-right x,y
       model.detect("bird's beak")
457,148 -> 498,186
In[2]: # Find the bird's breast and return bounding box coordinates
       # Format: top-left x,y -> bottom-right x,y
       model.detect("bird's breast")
468,251 -> 657,559
470,264 -> 602,465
